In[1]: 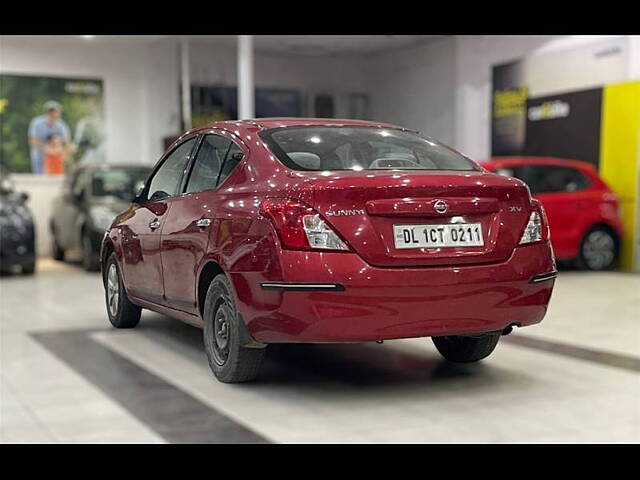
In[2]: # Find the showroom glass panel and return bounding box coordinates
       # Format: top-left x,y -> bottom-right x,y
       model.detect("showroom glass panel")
185,135 -> 233,194
260,127 -> 478,171
145,138 -> 196,202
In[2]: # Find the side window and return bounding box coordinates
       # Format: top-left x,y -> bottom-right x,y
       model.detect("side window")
510,165 -> 542,194
146,138 -> 196,202
217,142 -> 244,186
534,166 -> 590,194
185,134 -> 244,193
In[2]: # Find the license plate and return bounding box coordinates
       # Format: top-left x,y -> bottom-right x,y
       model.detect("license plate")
393,223 -> 484,249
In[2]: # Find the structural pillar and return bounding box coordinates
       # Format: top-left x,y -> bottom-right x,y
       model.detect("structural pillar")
180,37 -> 192,131
237,35 -> 255,119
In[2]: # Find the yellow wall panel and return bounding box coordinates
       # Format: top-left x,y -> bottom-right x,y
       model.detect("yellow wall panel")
599,81 -> 640,270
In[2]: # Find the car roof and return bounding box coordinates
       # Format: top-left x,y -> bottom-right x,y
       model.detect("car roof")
190,117 -> 414,136
482,156 -> 597,172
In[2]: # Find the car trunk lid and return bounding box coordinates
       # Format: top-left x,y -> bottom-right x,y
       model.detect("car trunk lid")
293,169 -> 532,267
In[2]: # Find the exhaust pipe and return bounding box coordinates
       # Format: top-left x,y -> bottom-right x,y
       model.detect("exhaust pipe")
502,323 -> 518,336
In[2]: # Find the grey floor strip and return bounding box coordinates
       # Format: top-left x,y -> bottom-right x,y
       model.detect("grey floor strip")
31,330 -> 270,444
503,334 -> 640,373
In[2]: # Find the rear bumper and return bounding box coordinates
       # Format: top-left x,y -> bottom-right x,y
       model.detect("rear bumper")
233,241 -> 556,343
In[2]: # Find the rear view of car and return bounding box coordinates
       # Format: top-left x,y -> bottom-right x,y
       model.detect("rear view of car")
483,157 -> 623,270
101,119 -> 557,383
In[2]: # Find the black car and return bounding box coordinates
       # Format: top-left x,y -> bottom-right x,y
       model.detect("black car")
50,163 -> 150,271
0,174 -> 36,275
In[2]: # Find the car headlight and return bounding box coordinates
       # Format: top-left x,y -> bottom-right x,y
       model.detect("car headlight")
90,206 -> 117,231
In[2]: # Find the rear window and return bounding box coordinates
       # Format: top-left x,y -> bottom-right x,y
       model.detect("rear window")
259,127 -> 478,172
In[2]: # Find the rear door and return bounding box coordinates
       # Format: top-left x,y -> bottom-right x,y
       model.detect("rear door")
119,136 -> 197,302
160,132 -> 245,312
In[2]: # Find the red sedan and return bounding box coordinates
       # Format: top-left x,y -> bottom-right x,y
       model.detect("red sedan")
482,157 -> 623,271
100,119 -> 556,383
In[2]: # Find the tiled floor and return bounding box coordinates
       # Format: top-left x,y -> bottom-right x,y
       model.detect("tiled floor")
1,258 -> 639,443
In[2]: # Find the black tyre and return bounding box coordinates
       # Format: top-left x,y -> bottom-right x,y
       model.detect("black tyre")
51,228 -> 65,261
104,253 -> 141,328
82,232 -> 100,271
576,226 -> 618,271
22,259 -> 36,275
432,332 -> 501,363
203,274 -> 266,383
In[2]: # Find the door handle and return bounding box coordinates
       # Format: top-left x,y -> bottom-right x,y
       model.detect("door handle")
149,219 -> 161,230
196,218 -> 212,228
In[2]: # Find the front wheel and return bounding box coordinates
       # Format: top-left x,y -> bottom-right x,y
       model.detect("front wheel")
104,253 -> 141,328
203,274 -> 266,383
432,332 -> 501,363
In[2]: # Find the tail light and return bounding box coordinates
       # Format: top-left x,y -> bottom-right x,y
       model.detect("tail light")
520,199 -> 550,245
260,199 -> 350,251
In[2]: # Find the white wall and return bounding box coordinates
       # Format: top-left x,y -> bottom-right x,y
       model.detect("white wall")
362,37 -> 458,145
189,39 -> 366,92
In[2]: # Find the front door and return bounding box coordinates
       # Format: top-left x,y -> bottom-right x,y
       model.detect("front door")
120,136 -> 197,303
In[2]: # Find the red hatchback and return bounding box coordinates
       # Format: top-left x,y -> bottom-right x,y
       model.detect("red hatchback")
101,119 -> 556,383
482,157 -> 623,271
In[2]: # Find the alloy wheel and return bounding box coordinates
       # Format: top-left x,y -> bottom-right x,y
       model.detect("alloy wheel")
582,230 -> 615,270
107,263 -> 120,317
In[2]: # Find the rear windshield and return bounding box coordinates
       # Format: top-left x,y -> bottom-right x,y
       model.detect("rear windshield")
259,126 -> 478,172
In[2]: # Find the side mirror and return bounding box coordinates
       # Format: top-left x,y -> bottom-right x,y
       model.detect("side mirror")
231,152 -> 244,162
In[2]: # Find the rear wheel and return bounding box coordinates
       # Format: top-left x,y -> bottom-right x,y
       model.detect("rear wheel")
432,332 -> 501,363
203,274 -> 266,383
105,253 -> 141,328
576,226 -> 618,271
82,232 -> 100,271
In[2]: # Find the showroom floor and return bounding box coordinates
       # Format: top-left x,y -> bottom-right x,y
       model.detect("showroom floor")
1,259 -> 639,443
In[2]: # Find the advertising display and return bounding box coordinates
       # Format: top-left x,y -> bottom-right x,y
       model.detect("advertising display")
0,74 -> 105,174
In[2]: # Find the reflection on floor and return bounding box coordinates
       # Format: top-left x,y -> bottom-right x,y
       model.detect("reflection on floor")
1,258 -> 639,443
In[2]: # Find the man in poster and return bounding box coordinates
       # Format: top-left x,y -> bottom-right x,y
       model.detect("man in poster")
28,101 -> 73,174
